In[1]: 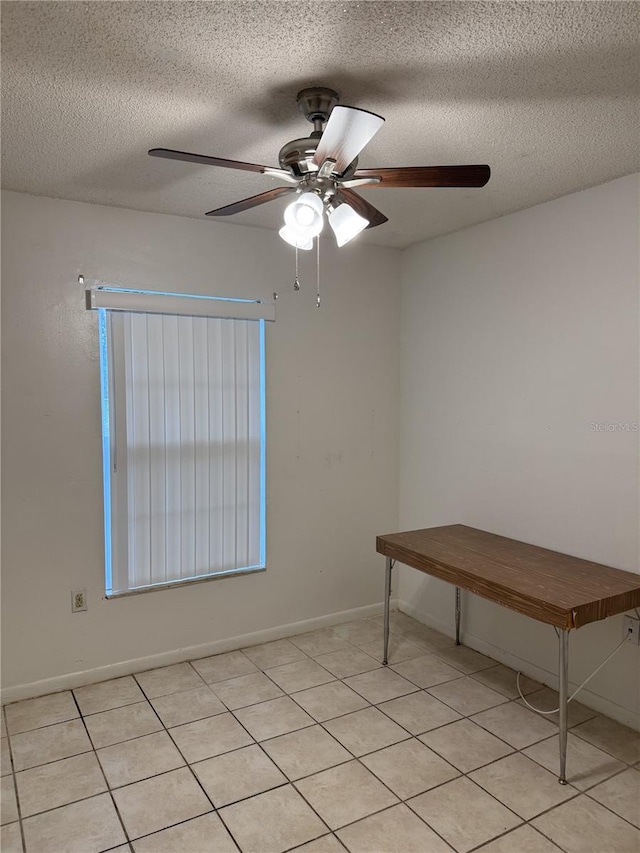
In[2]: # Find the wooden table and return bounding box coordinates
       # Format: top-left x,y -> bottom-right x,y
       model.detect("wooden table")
376,524 -> 640,783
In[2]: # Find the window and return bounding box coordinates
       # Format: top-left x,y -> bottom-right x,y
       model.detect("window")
90,286 -> 273,596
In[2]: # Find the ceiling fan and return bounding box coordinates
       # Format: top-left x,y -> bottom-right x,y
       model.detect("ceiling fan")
149,87 -> 490,249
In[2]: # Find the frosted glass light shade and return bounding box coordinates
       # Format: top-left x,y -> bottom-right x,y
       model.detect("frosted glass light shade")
284,192 -> 324,239
327,202 -> 368,247
279,226 -> 313,250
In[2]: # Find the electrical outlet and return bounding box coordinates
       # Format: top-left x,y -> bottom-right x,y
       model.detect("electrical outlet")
71,589 -> 87,612
623,615 -> 640,646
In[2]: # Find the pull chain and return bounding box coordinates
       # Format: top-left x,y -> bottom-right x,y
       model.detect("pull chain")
293,246 -> 300,291
316,237 -> 321,308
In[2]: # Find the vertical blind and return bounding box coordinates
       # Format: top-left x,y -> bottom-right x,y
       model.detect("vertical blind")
102,309 -> 265,595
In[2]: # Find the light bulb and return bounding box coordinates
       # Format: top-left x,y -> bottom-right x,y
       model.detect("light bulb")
327,202 -> 368,247
284,192 -> 324,239
295,206 -> 315,227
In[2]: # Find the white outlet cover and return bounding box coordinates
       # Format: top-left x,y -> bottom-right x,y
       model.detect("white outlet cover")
71,589 -> 87,612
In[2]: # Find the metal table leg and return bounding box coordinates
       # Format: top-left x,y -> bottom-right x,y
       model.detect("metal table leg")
558,628 -> 570,784
455,586 -> 461,645
383,557 -> 393,665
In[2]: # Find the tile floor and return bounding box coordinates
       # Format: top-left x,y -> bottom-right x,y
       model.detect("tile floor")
1,612 -> 639,853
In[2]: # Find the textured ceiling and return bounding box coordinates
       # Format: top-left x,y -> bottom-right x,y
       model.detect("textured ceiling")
2,1 -> 639,248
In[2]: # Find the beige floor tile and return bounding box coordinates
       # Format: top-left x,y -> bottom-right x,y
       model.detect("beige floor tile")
264,659 -> 335,694
84,701 -> 161,749
169,712 -> 252,762
22,793 -> 126,853
324,706 -> 409,756
397,626 -> 456,655
471,701 -> 557,748
220,784 -> 327,853
378,691 -> 461,735
11,719 -> 92,771
1,776 -> 18,825
261,725 -> 351,780
5,692 -> 78,736
0,822 -> 23,853
370,611 -> 420,635
294,835 -> 344,853
242,639 -> 307,669
132,812 -> 238,853
134,662 -> 204,699
471,664 -> 543,699
532,794 -> 640,853
211,672 -> 284,710
588,766 -> 640,827
428,676 -> 509,716
337,802 -> 453,853
361,739 -> 459,799
234,696 -> 314,742
112,766 -> 212,840
408,776 -> 521,853
193,743 -> 286,806
290,629 -> 351,657
296,760 -> 398,830
1,738 -> 12,776
16,752 -> 106,817
344,668 -> 418,704
291,681 -> 369,722
525,732 -> 626,791
133,814 -> 238,853
359,636 -> 426,665
314,648 -> 380,679
391,655 -> 463,689
191,649 -> 258,683
394,617 -> 455,652
572,714 -> 640,764
74,676 -> 145,716
516,687 -> 598,728
469,753 -> 576,819
150,685 -> 226,727
0,715 -> 5,739
433,645 -> 497,675
474,824 -> 562,852
97,730 -> 185,788
333,619 -> 385,646
419,719 -> 513,772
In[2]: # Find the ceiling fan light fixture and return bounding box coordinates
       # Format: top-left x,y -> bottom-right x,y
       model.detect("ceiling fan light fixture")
327,202 -> 369,247
284,192 -> 324,239
279,225 -> 313,250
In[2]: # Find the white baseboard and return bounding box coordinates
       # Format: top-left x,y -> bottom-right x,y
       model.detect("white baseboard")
1,599 -> 399,705
399,600 -> 640,732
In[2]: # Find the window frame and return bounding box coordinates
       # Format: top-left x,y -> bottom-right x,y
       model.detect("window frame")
90,285 -> 272,598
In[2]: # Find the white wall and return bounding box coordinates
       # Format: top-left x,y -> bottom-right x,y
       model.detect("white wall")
1,190 -> 400,697
399,174 -> 640,727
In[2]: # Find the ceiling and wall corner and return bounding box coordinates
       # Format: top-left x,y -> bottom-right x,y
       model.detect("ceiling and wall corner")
1,1 -> 639,249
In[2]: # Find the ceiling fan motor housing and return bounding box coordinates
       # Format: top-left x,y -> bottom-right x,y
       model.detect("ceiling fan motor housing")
278,135 -> 358,180
297,87 -> 339,124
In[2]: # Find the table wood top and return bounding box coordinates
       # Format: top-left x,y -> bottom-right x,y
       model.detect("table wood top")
376,525 -> 640,629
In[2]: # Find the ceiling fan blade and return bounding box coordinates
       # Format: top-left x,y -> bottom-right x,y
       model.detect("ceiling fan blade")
313,106 -> 385,176
149,148 -> 274,174
353,165 -> 491,188
335,188 -> 388,229
205,186 -> 297,217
